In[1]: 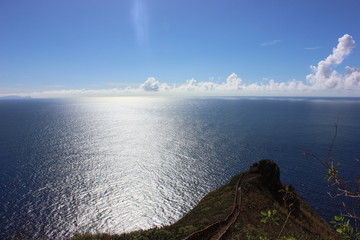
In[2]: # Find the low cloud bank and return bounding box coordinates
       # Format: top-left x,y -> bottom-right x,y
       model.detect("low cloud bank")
139,73 -> 309,94
2,34 -> 360,98
175,73 -> 243,92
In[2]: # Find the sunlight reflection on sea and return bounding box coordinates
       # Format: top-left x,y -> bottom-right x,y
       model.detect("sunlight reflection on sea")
0,97 -> 359,239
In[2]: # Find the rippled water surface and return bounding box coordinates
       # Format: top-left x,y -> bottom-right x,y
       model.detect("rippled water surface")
0,97 -> 359,239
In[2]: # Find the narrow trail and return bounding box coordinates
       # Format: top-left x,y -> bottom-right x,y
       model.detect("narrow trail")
184,172 -> 259,240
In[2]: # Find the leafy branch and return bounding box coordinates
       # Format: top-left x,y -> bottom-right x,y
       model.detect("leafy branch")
303,123 -> 360,239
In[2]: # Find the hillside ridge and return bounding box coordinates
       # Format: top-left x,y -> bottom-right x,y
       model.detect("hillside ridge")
73,160 -> 338,240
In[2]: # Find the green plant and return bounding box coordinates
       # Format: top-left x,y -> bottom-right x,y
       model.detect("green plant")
330,215 -> 360,240
259,236 -> 270,240
304,124 -> 360,239
260,209 -> 280,225
259,185 -> 298,240
277,185 -> 296,240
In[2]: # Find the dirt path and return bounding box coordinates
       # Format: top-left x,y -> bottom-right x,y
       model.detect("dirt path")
184,172 -> 259,240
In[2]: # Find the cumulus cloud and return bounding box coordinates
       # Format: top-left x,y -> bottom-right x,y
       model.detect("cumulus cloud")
139,77 -> 170,92
2,74 -> 310,98
174,73 -> 243,92
175,73 -> 242,91
140,77 -> 160,91
4,34 -> 360,98
171,73 -> 308,94
306,34 -> 360,90
221,73 -> 243,90
245,79 -> 309,92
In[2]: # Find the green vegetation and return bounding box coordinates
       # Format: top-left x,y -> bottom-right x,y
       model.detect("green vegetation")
226,174 -> 336,240
67,126 -> 360,240
331,215 -> 360,239
72,163 -> 338,240
304,125 -> 359,240
260,209 -> 280,225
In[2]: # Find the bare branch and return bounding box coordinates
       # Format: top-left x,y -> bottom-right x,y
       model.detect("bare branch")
326,121 -> 338,163
306,123 -> 359,231
303,152 -> 328,168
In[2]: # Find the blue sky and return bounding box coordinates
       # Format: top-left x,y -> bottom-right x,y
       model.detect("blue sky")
1,0 -> 360,97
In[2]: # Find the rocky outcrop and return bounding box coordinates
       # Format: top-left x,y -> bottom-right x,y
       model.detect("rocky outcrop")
250,159 -> 299,214
250,159 -> 282,192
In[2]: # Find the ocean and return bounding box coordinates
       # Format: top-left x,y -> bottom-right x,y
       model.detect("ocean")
0,97 -> 359,239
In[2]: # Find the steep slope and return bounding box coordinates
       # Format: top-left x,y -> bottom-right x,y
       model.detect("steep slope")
72,160 -> 338,240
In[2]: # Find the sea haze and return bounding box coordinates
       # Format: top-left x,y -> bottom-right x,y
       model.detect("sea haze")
0,97 -> 359,239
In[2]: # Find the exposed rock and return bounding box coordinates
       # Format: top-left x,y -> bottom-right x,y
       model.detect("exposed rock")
250,159 -> 300,215
250,159 -> 282,192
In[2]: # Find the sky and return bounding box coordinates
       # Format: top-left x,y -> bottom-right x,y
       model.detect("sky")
1,0 -> 360,97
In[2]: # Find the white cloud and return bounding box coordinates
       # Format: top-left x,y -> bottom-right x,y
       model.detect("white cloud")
169,73 -> 308,95
2,34 -> 359,98
174,73 -> 242,92
245,79 -> 309,92
140,77 -> 160,91
0,73 -> 355,98
304,46 -> 322,50
344,66 -> 360,89
260,40 -> 281,46
139,77 -> 170,92
222,73 -> 243,90
306,34 -> 360,90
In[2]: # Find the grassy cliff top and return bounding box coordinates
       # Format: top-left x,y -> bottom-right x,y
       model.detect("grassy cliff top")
72,161 -> 338,240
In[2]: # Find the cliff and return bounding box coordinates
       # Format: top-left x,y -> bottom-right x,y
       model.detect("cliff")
72,160 -> 338,240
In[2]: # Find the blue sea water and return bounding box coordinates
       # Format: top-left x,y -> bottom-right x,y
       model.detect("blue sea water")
0,97 -> 359,239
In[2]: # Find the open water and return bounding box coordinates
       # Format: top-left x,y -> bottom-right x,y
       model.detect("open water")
0,97 -> 359,239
